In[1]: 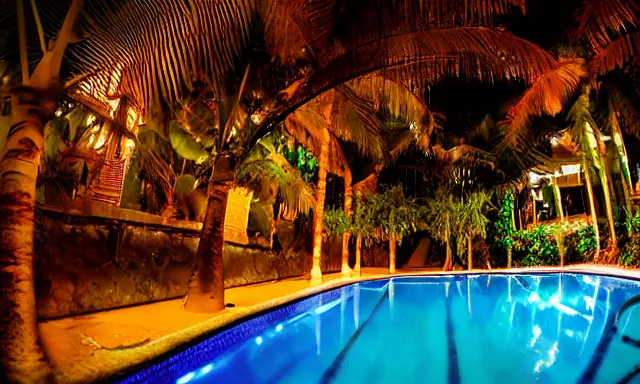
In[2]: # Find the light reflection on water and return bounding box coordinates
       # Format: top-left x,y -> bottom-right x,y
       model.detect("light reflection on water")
118,273 -> 640,384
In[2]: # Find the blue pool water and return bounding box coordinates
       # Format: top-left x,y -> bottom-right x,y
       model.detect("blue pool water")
118,274 -> 640,383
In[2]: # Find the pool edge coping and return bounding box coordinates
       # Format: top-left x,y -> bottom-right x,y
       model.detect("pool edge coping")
56,265 -> 640,383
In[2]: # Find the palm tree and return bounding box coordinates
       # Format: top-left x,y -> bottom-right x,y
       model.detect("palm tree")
283,86 -> 384,282
0,1 -> 83,381
367,185 -> 422,273
457,191 -> 493,270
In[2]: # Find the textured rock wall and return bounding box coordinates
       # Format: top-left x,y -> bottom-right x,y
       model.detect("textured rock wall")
34,209 -> 335,319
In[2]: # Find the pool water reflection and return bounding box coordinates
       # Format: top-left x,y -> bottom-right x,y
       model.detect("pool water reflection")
118,273 -> 640,384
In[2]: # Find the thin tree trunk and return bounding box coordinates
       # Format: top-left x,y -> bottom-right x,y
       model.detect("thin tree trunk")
389,234 -> 396,274
0,2 -> 82,381
511,193 -> 518,228
341,170 -> 352,276
532,194 -> 537,227
557,230 -> 565,267
508,190 -> 514,269
552,176 -> 564,222
310,125 -> 330,284
614,125 -> 633,210
354,234 -> 362,277
467,233 -> 473,270
583,158 -> 600,257
443,227 -> 453,272
185,156 -> 233,313
600,167 -> 617,248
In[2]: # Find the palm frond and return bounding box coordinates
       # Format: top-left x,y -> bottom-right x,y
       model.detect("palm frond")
503,58 -> 586,144
310,28 -> 560,95
284,101 -> 327,155
348,74 -> 427,124
331,85 -> 385,161
353,168 -> 381,199
337,0 -> 525,47
607,83 -> 640,139
261,0 -> 337,63
593,32 -> 640,75
572,0 -> 639,51
567,88 -> 599,152
237,151 -> 316,216
431,144 -> 494,164
69,0 -> 258,114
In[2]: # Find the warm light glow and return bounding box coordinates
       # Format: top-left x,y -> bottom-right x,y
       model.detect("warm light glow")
528,171 -> 543,184
126,107 -> 139,130
560,164 -> 580,175
108,99 -> 121,117
93,132 -> 108,149
585,122 -> 598,149
614,133 -> 623,146
107,67 -> 123,97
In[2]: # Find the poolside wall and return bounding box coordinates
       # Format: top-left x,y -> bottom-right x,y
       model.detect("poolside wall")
34,205 -> 343,319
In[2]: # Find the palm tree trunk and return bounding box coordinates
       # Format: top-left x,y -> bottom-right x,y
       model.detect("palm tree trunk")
0,2 -> 82,381
532,194 -> 537,227
443,227 -> 453,272
185,155 -> 233,313
311,126 -> 330,284
341,170 -> 353,276
600,167 -> 617,249
583,158 -> 600,256
354,234 -> 362,276
0,90 -> 51,383
552,176 -> 564,222
389,234 -> 396,274
507,247 -> 513,269
467,233 -> 473,270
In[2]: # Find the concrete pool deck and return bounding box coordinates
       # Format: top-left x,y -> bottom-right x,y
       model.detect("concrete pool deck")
38,265 -> 640,383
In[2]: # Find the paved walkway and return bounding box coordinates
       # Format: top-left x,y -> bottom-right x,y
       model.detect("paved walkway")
40,267 -> 434,383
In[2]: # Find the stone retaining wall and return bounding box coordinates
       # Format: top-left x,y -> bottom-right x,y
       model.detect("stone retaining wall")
34,205 -> 340,319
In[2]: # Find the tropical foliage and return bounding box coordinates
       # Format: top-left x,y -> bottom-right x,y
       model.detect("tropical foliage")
618,207 -> 640,267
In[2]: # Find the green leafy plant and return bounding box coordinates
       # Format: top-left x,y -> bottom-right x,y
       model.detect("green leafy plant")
366,186 -> 421,245
564,225 -> 598,264
323,209 -> 352,236
511,225 -> 560,267
494,191 -> 515,250
618,207 -> 640,267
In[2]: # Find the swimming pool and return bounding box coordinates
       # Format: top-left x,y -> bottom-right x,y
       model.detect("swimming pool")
118,273 -> 640,384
